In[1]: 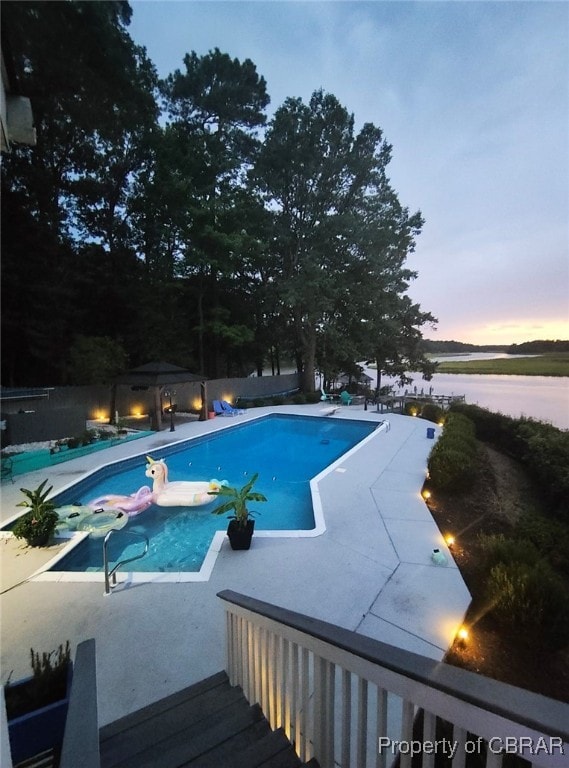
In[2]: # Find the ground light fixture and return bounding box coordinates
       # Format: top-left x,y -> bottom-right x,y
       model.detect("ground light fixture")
445,534 -> 455,548
422,489 -> 431,500
456,626 -> 469,648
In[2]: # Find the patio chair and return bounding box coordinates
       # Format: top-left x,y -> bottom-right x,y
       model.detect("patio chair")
221,400 -> 245,415
320,388 -> 334,402
213,400 -> 237,417
339,390 -> 353,406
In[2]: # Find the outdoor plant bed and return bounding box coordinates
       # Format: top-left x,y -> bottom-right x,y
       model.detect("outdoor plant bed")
426,444 -> 569,703
1,429 -> 155,477
5,643 -> 72,765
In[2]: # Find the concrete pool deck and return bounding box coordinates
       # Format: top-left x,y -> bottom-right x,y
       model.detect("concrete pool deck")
0,405 -> 470,726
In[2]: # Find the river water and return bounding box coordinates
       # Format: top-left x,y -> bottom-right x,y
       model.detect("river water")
359,355 -> 569,430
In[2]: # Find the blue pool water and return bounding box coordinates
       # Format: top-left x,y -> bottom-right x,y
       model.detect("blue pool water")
50,414 -> 378,573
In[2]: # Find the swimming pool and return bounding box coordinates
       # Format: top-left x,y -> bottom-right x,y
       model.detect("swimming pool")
47,414 -> 379,577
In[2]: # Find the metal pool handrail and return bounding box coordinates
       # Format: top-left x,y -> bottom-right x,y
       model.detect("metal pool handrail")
103,528 -> 149,595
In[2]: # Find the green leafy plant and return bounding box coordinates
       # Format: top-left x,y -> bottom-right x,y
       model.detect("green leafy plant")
210,473 -> 267,529
13,480 -> 58,546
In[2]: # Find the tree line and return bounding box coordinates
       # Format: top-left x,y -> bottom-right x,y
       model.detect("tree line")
1,0 -> 436,391
420,339 -> 569,355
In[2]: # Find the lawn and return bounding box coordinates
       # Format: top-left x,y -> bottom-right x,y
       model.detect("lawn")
434,353 -> 569,376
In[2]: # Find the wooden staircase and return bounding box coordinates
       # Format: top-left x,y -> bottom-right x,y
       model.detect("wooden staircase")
99,671 -> 319,768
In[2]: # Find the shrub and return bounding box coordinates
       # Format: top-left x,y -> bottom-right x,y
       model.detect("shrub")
66,437 -> 80,449
80,429 -> 97,446
305,392 -> 321,404
516,512 -> 569,576
420,403 -> 444,424
480,532 -> 569,648
428,412 -> 478,491
293,393 -> 306,404
404,401 -> 421,417
428,445 -> 477,491
271,396 -> 285,406
253,398 -> 266,407
486,560 -> 569,648
478,533 -> 541,568
450,403 -> 569,518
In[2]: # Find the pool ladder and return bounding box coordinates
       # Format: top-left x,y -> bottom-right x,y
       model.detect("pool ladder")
103,528 -> 149,595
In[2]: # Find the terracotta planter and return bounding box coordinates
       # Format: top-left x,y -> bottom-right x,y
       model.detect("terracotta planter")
208,411 -> 216,419
227,519 -> 255,550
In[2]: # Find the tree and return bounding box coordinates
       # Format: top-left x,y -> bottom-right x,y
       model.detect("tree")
366,296 -> 438,394
160,48 -> 270,376
67,335 -> 129,385
253,90 -> 430,391
1,1 -> 160,383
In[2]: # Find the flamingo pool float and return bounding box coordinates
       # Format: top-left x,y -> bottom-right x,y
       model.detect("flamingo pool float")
145,456 -> 225,507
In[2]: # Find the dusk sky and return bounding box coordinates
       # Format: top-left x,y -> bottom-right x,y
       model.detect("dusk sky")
129,0 -> 569,346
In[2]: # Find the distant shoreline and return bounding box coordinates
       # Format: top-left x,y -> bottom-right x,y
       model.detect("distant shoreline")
432,354 -> 569,377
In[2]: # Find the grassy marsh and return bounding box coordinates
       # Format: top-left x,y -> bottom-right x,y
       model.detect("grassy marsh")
434,353 -> 569,377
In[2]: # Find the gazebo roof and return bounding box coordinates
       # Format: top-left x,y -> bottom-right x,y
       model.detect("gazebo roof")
114,362 -> 205,387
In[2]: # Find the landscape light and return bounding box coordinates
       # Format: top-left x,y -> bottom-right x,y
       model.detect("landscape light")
445,534 -> 455,548
456,627 -> 469,647
422,489 -> 431,500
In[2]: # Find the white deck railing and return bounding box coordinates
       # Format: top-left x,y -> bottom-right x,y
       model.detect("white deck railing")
218,590 -> 569,768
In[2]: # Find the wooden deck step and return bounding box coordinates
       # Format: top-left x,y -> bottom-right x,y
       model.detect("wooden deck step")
99,670 -> 315,768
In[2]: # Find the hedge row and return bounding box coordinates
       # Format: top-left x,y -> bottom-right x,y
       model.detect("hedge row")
238,392 -> 321,408
427,412 -> 478,492
450,403 -> 569,520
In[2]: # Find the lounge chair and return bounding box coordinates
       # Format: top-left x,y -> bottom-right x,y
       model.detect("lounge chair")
213,400 -> 237,417
339,390 -> 353,406
320,388 -> 334,402
221,400 -> 245,415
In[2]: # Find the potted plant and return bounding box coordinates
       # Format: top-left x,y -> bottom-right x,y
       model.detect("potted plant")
210,472 -> 267,550
12,479 -> 58,547
5,642 -> 72,765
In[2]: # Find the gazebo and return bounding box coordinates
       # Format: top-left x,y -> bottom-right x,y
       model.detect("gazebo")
111,362 -> 207,431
